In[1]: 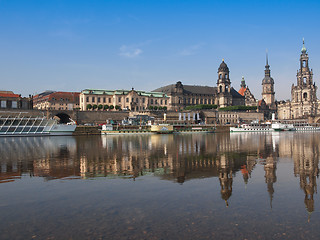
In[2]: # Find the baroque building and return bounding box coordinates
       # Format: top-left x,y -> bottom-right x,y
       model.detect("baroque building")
278,40 -> 318,119
79,88 -> 169,111
154,60 -> 244,110
238,76 -> 256,106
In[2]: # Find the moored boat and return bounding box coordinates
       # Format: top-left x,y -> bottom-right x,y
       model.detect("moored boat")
230,123 -> 273,132
0,113 -> 76,136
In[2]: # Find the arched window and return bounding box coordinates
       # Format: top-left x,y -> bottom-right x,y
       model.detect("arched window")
219,74 -> 222,79
303,60 -> 306,68
303,92 -> 308,100
219,86 -> 223,92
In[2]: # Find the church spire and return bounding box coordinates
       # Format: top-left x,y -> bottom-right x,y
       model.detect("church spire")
301,38 -> 307,54
266,49 -> 269,67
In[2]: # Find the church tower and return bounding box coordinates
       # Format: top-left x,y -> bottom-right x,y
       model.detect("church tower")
291,39 -> 317,117
261,52 -> 276,109
217,60 -> 232,108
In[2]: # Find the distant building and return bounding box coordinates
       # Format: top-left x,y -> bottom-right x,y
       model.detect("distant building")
238,76 -> 256,106
278,40 -> 318,119
33,91 -> 80,110
154,60 -> 245,110
0,90 -> 32,110
79,88 -> 169,111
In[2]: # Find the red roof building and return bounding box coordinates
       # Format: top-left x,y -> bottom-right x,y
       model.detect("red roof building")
33,91 -> 80,110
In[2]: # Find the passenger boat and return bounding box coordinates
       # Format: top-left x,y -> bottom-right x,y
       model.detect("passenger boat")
293,123 -> 320,131
101,124 -> 152,135
0,113 -> 76,136
230,123 -> 273,132
271,123 -> 295,131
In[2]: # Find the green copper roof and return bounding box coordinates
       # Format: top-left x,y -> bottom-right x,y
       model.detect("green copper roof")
81,89 -> 168,98
301,38 -> 307,53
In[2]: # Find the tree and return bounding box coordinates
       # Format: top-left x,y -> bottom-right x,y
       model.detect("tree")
86,104 -> 92,110
93,104 -> 98,110
115,105 -> 120,110
163,106 -> 167,111
98,104 -> 103,110
158,106 -> 163,110
109,105 -> 114,110
148,106 -> 154,110
153,106 -> 158,110
104,105 -> 109,110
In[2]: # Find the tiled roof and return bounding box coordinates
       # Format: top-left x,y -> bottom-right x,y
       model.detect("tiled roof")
0,93 -> 20,98
238,87 -> 247,96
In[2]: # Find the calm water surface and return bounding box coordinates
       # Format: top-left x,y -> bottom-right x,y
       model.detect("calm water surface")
0,132 -> 320,239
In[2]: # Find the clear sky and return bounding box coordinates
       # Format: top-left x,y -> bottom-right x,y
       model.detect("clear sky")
1,0 -> 320,100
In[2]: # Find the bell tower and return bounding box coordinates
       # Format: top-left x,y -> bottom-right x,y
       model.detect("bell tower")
217,59 -> 232,108
261,52 -> 275,109
291,39 -> 317,117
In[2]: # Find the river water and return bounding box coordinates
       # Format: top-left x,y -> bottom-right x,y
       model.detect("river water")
0,132 -> 319,239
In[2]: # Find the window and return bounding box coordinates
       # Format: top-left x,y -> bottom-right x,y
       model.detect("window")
142,98 -> 145,103
303,92 -> 308,100
136,98 -> 138,103
109,98 -> 111,103
126,98 -> 129,103
161,100 -> 163,104
303,60 -> 306,67
97,97 -> 100,103
118,97 -> 121,102
155,99 -> 158,104
92,97 -> 95,102
12,101 -> 17,108
86,97 -> 89,102
165,100 -> 167,105
103,97 -> 106,103
151,99 -> 154,104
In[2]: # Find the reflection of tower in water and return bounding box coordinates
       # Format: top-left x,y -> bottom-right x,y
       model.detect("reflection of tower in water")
264,155 -> 277,209
292,135 -> 319,222
218,154 -> 233,207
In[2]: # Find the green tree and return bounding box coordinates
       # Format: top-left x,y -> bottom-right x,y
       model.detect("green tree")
104,105 -> 109,110
115,105 -> 120,110
109,105 -> 114,110
153,106 -> 158,110
93,104 -> 98,110
98,104 -> 103,110
158,106 -> 163,110
86,104 -> 92,110
148,106 -> 154,110
163,106 -> 167,111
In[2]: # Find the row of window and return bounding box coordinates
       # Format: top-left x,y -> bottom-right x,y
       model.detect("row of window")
83,96 -> 167,105
0,100 -> 17,108
183,98 -> 214,105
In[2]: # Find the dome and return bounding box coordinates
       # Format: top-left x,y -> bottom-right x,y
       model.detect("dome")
262,76 -> 274,84
218,60 -> 229,72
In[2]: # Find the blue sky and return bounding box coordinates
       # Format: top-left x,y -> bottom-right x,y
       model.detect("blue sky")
0,0 -> 320,100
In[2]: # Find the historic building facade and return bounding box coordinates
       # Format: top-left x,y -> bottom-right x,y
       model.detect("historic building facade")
278,40 -> 318,119
33,91 -> 80,110
238,76 -> 256,106
0,90 -> 33,110
154,60 -> 245,110
79,88 -> 169,111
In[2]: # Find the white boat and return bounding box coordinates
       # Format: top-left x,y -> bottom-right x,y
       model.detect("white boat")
0,113 -> 76,136
230,123 -> 274,132
293,123 -> 320,131
271,122 -> 295,131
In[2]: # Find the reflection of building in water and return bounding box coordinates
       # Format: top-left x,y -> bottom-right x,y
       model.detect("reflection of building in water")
0,137 -> 77,182
218,154 -> 233,207
264,155 -> 277,208
291,134 -> 320,222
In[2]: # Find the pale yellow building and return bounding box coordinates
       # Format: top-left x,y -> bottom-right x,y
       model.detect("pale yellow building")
80,88 -> 169,111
